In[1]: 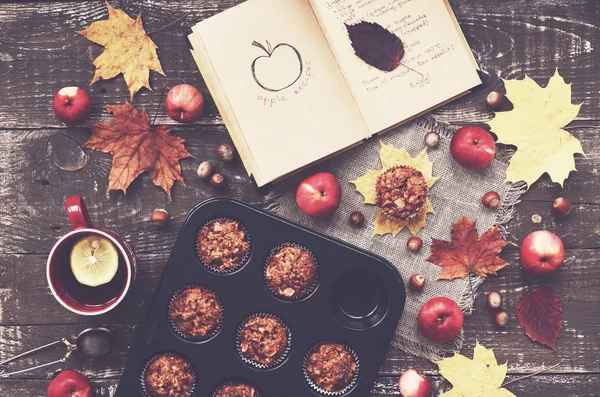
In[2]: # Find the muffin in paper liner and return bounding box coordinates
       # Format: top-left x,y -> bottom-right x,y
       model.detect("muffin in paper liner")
196,217 -> 252,274
263,242 -> 320,301
212,378 -> 263,397
303,341 -> 360,396
141,353 -> 196,397
168,284 -> 224,342
236,312 -> 292,370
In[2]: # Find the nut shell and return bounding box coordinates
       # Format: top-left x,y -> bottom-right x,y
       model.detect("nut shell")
487,291 -> 503,310
482,191 -> 501,209
409,274 -> 425,291
151,209 -> 169,226
486,91 -> 504,110
210,173 -> 227,189
197,161 -> 214,180
217,143 -> 235,162
424,131 -> 440,148
349,211 -> 365,228
495,311 -> 509,327
553,197 -> 571,217
407,236 -> 423,253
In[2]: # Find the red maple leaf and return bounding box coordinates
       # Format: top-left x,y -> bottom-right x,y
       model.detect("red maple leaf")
84,101 -> 193,198
516,286 -> 563,350
427,217 -> 510,280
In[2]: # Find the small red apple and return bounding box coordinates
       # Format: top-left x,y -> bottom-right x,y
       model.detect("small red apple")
296,172 -> 341,216
417,297 -> 464,343
520,230 -> 565,275
47,370 -> 92,397
398,369 -> 432,397
53,87 -> 92,126
165,84 -> 205,123
450,126 -> 496,169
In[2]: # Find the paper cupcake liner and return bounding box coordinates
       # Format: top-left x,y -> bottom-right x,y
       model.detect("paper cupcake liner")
303,341 -> 360,396
196,217 -> 252,274
141,353 -> 196,397
212,378 -> 263,397
263,242 -> 320,301
168,284 -> 224,342
236,312 -> 292,370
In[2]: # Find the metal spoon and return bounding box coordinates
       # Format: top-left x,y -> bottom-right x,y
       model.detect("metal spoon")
0,327 -> 114,376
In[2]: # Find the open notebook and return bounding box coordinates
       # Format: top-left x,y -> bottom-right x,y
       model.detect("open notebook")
188,0 -> 480,186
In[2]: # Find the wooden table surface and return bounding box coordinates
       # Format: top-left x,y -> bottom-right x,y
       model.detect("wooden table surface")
1,0 -> 599,396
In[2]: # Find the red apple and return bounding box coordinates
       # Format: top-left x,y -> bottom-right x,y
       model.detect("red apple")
520,230 -> 565,275
165,84 -> 205,123
398,369 -> 432,397
47,370 -> 92,397
450,126 -> 496,169
296,172 -> 341,216
53,87 -> 92,126
418,297 -> 464,343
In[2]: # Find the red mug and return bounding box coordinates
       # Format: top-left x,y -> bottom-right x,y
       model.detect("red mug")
46,196 -> 136,316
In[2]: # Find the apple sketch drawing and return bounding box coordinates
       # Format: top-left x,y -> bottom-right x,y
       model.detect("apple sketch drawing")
251,40 -> 303,92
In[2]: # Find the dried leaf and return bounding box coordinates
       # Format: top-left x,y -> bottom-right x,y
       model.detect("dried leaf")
487,69 -> 584,188
350,142 -> 438,236
345,21 -> 405,72
84,101 -> 193,198
427,217 -> 509,280
437,341 -> 516,397
77,1 -> 166,100
516,286 -> 563,350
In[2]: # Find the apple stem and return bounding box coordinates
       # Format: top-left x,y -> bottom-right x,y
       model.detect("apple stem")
469,274 -> 489,334
399,61 -> 425,80
502,360 -> 564,387
64,98 -> 72,106
252,41 -> 271,55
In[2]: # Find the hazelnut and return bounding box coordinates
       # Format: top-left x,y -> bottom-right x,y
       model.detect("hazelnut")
424,131 -> 440,148
487,291 -> 503,310
349,211 -> 365,228
407,236 -> 423,253
197,161 -> 214,180
210,173 -> 227,189
409,274 -> 425,291
495,311 -> 509,327
216,143 -> 235,162
151,209 -> 169,226
553,197 -> 571,217
482,191 -> 501,209
486,91 -> 504,110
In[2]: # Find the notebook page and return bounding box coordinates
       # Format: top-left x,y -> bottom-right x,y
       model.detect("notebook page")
309,0 -> 481,134
195,0 -> 368,185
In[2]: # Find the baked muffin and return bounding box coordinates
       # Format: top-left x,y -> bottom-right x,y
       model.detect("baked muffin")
305,343 -> 358,393
197,219 -> 249,272
238,314 -> 289,367
143,354 -> 195,397
214,380 -> 259,397
169,286 -> 223,339
376,165 -> 427,220
265,244 -> 318,299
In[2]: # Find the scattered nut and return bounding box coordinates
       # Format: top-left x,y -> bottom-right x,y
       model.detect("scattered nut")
482,191 -> 501,209
553,197 -> 572,217
424,131 -> 440,148
486,91 -> 504,110
197,161 -> 214,180
210,172 -> 227,189
409,274 -> 425,291
349,211 -> 365,228
407,236 -> 423,253
495,311 -> 509,327
531,213 -> 542,224
216,143 -> 235,162
151,209 -> 169,226
487,291 -> 503,310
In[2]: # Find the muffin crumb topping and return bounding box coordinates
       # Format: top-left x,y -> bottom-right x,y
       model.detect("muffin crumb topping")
198,219 -> 249,271
376,166 -> 428,220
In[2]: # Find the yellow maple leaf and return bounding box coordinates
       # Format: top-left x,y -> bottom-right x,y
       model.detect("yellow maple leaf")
77,1 -> 166,100
438,342 -> 516,397
487,69 -> 584,188
351,142 -> 438,236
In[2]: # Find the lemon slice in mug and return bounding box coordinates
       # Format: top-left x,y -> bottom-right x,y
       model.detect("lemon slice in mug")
70,236 -> 119,287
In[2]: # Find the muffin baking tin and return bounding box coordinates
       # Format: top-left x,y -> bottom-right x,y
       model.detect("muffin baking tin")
115,198 -> 406,396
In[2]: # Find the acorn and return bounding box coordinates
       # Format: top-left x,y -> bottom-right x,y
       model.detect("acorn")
409,274 -> 425,291
349,211 -> 365,228
151,209 -> 169,226
486,91 -> 504,110
407,236 -> 423,253
424,131 -> 440,148
495,311 -> 509,327
197,161 -> 214,180
216,143 -> 235,163
482,191 -> 501,209
487,291 -> 503,310
210,173 -> 227,189
553,197 -> 572,217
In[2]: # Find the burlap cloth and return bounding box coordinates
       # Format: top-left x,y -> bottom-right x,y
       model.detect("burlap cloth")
268,115 -> 525,361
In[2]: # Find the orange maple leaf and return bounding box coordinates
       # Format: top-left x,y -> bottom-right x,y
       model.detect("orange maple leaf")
84,101 -> 193,198
427,217 -> 509,280
76,1 -> 165,100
